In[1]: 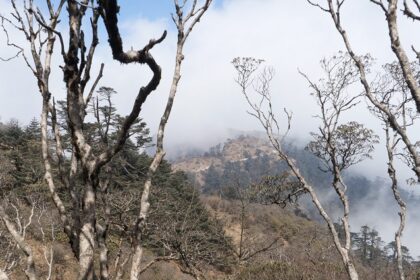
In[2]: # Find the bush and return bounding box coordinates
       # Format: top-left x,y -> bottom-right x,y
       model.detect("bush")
234,262 -> 309,280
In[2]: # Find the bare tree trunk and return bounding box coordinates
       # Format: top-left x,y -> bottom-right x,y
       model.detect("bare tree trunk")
130,152 -> 164,280
380,0 -> 420,112
130,38 -> 180,280
257,118 -> 359,280
308,0 -> 420,181
273,148 -> 359,279
2,0 -> 166,278
78,180 -> 96,280
97,224 -> 109,280
308,2 -> 415,278
97,176 -> 111,280
129,1 -> 212,278
233,56 -> 362,280
281,155 -> 359,280
238,193 -> 246,260
385,126 -> 407,280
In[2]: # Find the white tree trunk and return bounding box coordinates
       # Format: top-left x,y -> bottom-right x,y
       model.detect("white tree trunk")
78,184 -> 96,280
129,1 -> 212,277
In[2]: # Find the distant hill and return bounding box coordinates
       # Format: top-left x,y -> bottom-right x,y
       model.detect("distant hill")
172,135 -> 279,187
172,134 -> 370,203
172,134 -> 420,258
172,133 -> 418,204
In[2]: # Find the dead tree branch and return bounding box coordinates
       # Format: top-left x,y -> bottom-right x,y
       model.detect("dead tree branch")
128,1 -> 212,279
233,56 -> 363,280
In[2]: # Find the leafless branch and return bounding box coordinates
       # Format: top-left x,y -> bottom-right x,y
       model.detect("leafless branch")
233,55 -> 361,280
311,0 -> 420,181
0,204 -> 37,280
138,255 -> 178,275
129,1 -> 213,277
84,63 -> 104,107
403,0 -> 420,20
307,0 -> 330,12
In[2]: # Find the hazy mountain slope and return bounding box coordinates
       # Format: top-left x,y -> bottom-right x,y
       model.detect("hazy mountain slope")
172,134 -> 420,259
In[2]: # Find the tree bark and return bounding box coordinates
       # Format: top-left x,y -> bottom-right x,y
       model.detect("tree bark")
385,127 -> 407,280
78,179 -> 96,280
385,0 -> 420,112
129,1 -> 212,277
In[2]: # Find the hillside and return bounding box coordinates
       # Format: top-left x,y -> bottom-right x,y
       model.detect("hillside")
172,134 -> 420,211
172,135 -> 278,187
201,195 -> 420,280
2,121 -> 420,279
172,134 -> 346,202
172,134 -> 420,262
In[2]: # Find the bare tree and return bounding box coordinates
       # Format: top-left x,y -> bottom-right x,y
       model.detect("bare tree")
307,1 -> 418,277
301,53 -> 379,279
370,0 -> 420,111
367,61 -> 419,280
249,173 -> 304,209
0,202 -> 36,280
307,0 -> 420,182
2,1 -> 107,278
232,56 -> 378,280
0,195 -> 56,280
129,1 -> 212,279
221,179 -> 281,263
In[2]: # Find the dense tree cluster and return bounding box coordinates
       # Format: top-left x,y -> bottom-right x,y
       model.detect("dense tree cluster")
0,89 -> 233,278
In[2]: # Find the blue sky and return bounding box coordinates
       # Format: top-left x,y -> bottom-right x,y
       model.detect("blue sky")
121,0 -> 223,22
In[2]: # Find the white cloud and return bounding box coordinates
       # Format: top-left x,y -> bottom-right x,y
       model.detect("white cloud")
1,0 -> 418,144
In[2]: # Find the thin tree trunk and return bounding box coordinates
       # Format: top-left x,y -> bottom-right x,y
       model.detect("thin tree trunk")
385,127 -> 407,280
78,180 -> 97,280
97,224 -> 109,280
130,44 -> 184,279
321,0 -> 420,180
385,0 -> 420,112
130,153 -> 165,280
235,57 -> 360,279
267,128 -> 359,280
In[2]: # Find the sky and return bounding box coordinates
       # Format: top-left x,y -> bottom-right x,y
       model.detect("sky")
0,0 -> 420,254
121,0 -> 224,20
0,0 -> 418,150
